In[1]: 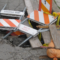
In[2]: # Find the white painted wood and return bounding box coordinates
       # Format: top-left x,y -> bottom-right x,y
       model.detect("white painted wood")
18,24 -> 38,36
1,10 -> 24,16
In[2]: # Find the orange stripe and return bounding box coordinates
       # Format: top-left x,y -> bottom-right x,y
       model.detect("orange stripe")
41,3 -> 49,13
14,31 -> 24,35
54,17 -> 56,19
0,23 -> 3,26
15,19 -> 21,23
27,15 -> 30,18
43,13 -> 50,24
3,19 -> 16,27
46,0 -> 50,4
34,10 -> 39,22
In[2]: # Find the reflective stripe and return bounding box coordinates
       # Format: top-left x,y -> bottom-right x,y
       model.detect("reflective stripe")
46,0 -> 50,4
43,13 -> 50,24
42,0 -> 50,11
0,19 -> 20,27
34,10 -> 39,22
30,11 -> 34,20
39,11 -> 44,23
0,23 -> 3,26
3,19 -> 16,27
41,2 -> 49,13
27,10 -> 56,25
41,9 -> 43,12
39,0 -> 52,13
9,19 -> 20,27
15,19 -> 21,23
0,19 -> 10,27
48,15 -> 54,23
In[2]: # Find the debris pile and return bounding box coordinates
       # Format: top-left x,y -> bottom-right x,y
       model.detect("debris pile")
0,0 -> 60,60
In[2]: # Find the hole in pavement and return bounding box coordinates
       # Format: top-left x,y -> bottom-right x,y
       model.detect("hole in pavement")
10,34 -> 31,48
0,30 -> 31,48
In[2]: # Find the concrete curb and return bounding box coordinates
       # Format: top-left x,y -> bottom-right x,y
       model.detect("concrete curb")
52,0 -> 60,12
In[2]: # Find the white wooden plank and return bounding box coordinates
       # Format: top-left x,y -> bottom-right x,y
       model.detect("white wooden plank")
1,10 -> 24,16
18,24 -> 38,36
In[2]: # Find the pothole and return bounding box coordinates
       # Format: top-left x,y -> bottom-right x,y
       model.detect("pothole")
7,34 -> 31,48
0,28 -> 31,48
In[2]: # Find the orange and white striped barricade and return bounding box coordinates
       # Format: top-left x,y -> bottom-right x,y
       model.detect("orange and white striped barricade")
0,5 -> 27,36
0,4 -> 25,17
39,0 -> 52,13
0,19 -> 24,36
2,6 -> 27,38
0,19 -> 21,28
27,10 -> 57,25
2,18 -> 38,39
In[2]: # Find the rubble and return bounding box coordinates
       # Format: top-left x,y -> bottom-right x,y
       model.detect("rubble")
0,0 -> 60,60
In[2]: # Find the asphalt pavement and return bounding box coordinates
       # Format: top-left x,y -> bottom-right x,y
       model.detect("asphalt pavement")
0,0 -> 59,60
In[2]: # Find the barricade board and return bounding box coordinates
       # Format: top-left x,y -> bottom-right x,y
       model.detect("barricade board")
0,19 -> 21,27
27,10 -> 56,25
39,0 -> 52,13
18,24 -> 38,36
1,10 -> 24,16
